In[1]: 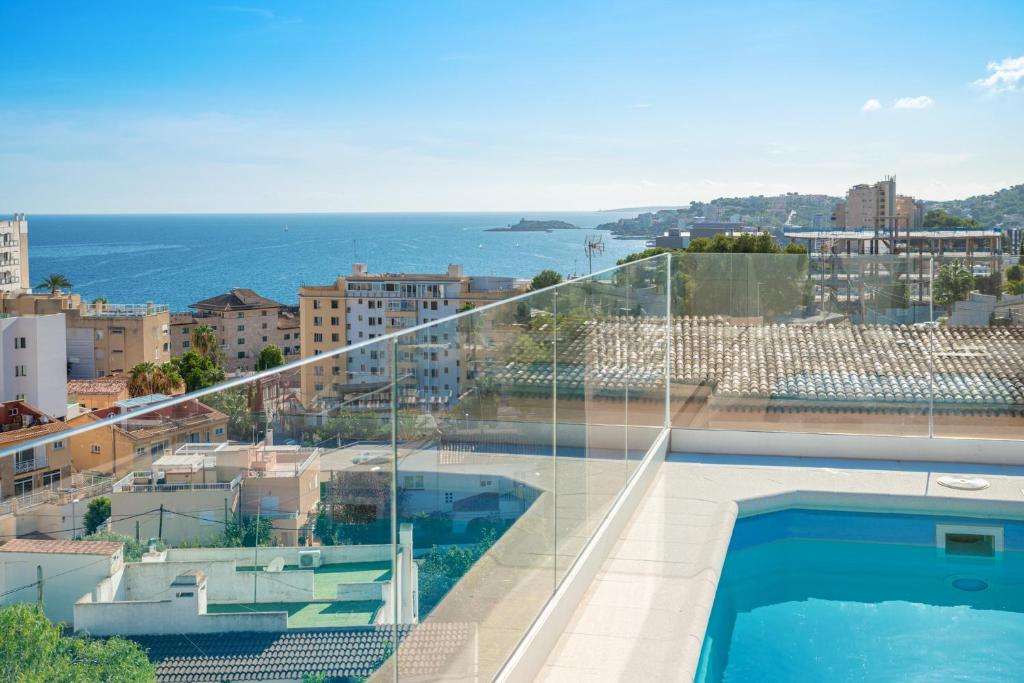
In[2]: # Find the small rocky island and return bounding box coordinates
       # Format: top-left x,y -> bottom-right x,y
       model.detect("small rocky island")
486,218 -> 580,232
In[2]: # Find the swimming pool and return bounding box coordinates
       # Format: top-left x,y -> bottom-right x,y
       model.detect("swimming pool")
696,509 -> 1024,682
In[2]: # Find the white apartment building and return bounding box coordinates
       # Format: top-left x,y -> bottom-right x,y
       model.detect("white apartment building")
0,313 -> 68,418
299,264 -> 526,408
0,214 -> 30,294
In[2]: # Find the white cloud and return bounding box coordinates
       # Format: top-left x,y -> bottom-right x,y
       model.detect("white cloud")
974,56 -> 1024,93
630,102 -> 652,109
861,98 -> 882,112
894,95 -> 934,110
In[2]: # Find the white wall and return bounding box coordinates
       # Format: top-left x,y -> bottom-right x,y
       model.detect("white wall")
0,550 -> 118,624
125,559 -> 314,603
0,314 -> 68,418
163,543 -> 391,565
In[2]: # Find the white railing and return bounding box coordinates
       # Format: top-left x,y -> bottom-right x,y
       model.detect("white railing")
113,471 -> 242,493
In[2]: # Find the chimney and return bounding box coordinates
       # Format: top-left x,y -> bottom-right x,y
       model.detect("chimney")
352,263 -> 368,276
447,264 -> 464,278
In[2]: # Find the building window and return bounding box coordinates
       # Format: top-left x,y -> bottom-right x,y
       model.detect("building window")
314,316 -> 323,326
313,300 -> 322,309
13,337 -> 27,349
42,470 -> 61,487
237,324 -> 245,332
330,300 -> 339,309
237,312 -> 244,318
237,338 -> 245,345
182,327 -> 190,334
403,475 -> 424,490
53,440 -> 64,450
331,333 -> 340,342
90,444 -> 101,454
14,477 -> 33,497
237,351 -> 245,359
182,340 -> 190,348
261,322 -> 268,329
262,336 -> 268,343
313,333 -> 323,343
215,427 -> 225,436
14,365 -> 27,377
136,447 -> 146,457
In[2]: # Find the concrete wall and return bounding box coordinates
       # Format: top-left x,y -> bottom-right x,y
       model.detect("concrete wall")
110,487 -> 238,546
0,551 -> 118,624
163,543 -> 391,565
75,584 -> 288,636
338,581 -> 387,601
126,559 -> 314,603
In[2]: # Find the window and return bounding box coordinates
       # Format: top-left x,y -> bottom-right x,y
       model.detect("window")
237,351 -> 245,359
330,317 -> 340,326
14,365 -> 27,377
314,383 -> 324,391
480,478 -> 493,487
431,301 -> 438,310
284,333 -> 291,340
237,324 -> 245,332
261,322 -> 268,329
262,336 -> 268,343
42,470 -> 61,487
236,312 -> 244,318
313,300 -> 322,309
237,338 -> 245,345
261,310 -> 268,316
7,407 -> 17,416
13,337 -> 27,349
53,440 -> 64,450
215,427 -> 225,436
313,333 -> 323,343
182,340 -> 190,348
330,300 -> 339,309
136,447 -> 146,457
14,477 -> 33,497
331,333 -> 340,342
182,327 -> 190,334
403,475 -> 424,490
314,316 -> 323,326
90,444 -> 101,454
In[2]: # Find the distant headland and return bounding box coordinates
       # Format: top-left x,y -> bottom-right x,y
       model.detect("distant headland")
486,218 -> 580,233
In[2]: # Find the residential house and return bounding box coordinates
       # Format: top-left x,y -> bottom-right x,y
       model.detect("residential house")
0,400 -> 72,501
0,313 -> 68,418
67,376 -> 131,412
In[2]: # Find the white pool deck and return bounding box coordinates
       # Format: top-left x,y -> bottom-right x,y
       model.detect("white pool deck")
537,453 -> 1024,682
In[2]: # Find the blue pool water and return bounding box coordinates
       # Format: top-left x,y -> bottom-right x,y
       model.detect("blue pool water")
696,509 -> 1024,682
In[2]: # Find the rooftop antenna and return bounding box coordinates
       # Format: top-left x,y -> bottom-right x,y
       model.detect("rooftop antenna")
584,234 -> 605,274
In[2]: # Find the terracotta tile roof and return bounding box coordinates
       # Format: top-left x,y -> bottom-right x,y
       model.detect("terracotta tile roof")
0,420 -> 69,448
131,624 -> 474,682
0,539 -> 123,556
67,375 -> 130,395
191,288 -> 283,312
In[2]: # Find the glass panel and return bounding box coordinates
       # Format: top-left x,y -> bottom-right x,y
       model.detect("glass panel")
393,292 -> 557,681
932,251 -> 1024,439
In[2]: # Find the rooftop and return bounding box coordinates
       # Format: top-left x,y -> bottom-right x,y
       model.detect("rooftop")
191,288 -> 283,312
0,539 -> 123,556
67,376 -> 130,396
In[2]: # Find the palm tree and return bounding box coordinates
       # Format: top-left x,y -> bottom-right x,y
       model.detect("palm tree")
128,362 -> 185,398
35,273 -> 73,295
190,325 -> 222,365
932,260 -> 975,316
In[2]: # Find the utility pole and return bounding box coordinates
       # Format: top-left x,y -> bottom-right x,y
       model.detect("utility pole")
157,504 -> 164,541
36,565 -> 43,609
253,498 -> 261,606
135,520 -> 140,542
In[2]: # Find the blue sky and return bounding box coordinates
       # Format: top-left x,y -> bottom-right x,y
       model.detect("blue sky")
1,0 -> 1022,212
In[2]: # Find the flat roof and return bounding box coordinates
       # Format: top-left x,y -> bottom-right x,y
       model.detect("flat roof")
785,229 -> 1002,239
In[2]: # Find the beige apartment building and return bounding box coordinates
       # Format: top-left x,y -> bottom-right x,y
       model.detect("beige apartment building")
833,177 -> 924,233
0,292 -> 170,379
0,400 -> 73,501
67,397 -> 228,476
297,263 -> 526,409
170,289 -> 301,374
0,214 -> 30,294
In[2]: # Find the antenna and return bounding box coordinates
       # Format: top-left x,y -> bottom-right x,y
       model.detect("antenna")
584,234 -> 605,274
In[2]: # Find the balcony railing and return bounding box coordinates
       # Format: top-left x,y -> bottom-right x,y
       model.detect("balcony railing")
1,251 -> 1022,681
84,302 -> 170,317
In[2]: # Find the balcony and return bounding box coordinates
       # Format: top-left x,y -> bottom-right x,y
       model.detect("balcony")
84,302 -> 170,317
113,471 -> 242,493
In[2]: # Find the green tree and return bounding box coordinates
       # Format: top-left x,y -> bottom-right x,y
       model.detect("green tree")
0,603 -> 154,682
83,496 -> 111,536
203,386 -> 259,441
91,296 -> 108,306
224,515 -> 273,547
922,208 -> 980,229
933,260 -> 975,315
128,361 -> 184,397
256,344 -> 285,371
168,351 -> 225,392
1005,279 -> 1024,296
1006,265 -> 1023,282
529,269 -> 563,291
190,324 -> 222,365
34,273 -> 73,294
418,530 -> 499,616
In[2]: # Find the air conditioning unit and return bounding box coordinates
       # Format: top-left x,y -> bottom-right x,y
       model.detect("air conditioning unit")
297,550 -> 321,568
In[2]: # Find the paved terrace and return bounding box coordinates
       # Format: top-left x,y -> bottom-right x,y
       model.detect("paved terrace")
539,454 -> 1024,682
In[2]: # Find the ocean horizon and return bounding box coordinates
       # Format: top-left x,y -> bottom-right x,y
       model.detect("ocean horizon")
27,211 -> 647,310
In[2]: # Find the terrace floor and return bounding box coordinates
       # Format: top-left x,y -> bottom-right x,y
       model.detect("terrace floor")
235,561 -> 392,598
207,600 -> 382,628
538,453 -> 1024,682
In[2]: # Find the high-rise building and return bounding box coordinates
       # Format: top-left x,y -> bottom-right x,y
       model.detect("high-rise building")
0,314 -> 68,419
844,177 -> 896,231
298,264 -> 526,408
0,214 -> 30,294
0,293 -> 170,379
896,194 -> 924,231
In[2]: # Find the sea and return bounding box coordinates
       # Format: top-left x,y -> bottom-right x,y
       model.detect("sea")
26,212 -> 647,310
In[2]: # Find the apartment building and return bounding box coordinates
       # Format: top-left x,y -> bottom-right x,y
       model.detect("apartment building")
895,194 -> 925,231
841,177 -> 897,230
0,214 -> 30,294
297,263 -> 526,408
0,313 -> 68,418
170,289 -> 300,374
67,397 -> 228,476
0,400 -> 72,501
0,292 -> 170,379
